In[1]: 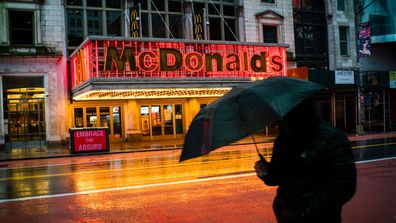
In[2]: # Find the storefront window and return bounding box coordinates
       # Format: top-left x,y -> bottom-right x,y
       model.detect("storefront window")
151,105 -> 162,136
163,105 -> 173,135
141,104 -> 183,137
74,108 -> 83,127
86,107 -> 97,127
113,106 -> 122,138
141,106 -> 150,136
175,104 -> 183,134
100,107 -> 110,127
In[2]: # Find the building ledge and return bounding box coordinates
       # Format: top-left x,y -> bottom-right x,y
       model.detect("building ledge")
0,46 -> 62,57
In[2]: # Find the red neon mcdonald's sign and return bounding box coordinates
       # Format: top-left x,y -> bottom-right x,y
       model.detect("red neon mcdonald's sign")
69,37 -> 288,87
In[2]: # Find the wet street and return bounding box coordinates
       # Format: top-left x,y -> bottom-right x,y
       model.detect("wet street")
0,138 -> 395,222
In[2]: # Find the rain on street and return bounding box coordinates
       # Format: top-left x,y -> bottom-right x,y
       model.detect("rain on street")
0,138 -> 396,222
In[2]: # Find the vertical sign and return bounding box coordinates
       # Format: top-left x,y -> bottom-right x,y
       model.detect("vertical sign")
130,4 -> 141,37
390,71 -> 396,88
193,9 -> 206,40
358,22 -> 371,57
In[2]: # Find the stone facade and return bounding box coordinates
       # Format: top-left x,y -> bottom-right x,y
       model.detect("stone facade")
0,0 -> 361,147
0,0 -> 68,146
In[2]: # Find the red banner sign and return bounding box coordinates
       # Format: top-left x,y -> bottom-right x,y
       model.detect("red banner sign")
70,128 -> 109,153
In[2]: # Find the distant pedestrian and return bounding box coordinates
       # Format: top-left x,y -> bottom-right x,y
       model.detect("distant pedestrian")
254,97 -> 357,223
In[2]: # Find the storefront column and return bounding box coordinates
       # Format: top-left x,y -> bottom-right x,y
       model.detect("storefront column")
332,92 -> 336,127
356,87 -> 363,134
0,76 -> 4,145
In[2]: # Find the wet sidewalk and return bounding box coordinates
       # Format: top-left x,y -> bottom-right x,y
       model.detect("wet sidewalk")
1,131 -> 396,162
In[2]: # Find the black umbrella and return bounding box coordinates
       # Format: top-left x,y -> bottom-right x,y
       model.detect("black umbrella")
180,76 -> 323,161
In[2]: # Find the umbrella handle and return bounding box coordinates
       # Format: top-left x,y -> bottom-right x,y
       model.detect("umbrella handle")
251,135 -> 266,162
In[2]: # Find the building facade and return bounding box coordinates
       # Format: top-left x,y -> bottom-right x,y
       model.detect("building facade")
356,0 -> 396,132
1,0 -> 394,150
0,0 -> 69,149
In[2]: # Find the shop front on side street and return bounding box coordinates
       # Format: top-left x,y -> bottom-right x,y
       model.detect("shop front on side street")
68,36 -> 288,142
309,70 -> 396,134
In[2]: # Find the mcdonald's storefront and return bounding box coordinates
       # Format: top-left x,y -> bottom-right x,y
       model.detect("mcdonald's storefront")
69,36 -> 288,142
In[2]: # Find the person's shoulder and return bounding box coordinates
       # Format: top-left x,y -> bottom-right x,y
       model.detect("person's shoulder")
315,122 -> 349,142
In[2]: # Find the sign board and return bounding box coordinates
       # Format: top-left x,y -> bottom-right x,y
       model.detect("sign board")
70,37 -> 287,87
390,71 -> 396,88
69,128 -> 110,153
335,70 -> 354,84
193,9 -> 206,40
130,4 -> 141,37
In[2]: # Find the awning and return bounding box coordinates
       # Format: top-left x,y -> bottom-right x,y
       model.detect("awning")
71,77 -> 252,101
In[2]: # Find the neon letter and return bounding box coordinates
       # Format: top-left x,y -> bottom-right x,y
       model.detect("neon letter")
225,54 -> 240,71
205,53 -> 223,72
185,52 -> 204,72
138,51 -> 157,72
104,46 -> 137,71
251,52 -> 266,72
270,55 -> 283,72
159,48 -> 182,71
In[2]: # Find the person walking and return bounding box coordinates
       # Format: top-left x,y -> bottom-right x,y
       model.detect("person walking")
254,98 -> 357,223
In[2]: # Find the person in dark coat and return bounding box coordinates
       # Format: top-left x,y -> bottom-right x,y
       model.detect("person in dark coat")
254,97 -> 357,223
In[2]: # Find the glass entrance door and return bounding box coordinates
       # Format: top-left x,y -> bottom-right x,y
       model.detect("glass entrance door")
140,104 -> 183,139
5,88 -> 46,147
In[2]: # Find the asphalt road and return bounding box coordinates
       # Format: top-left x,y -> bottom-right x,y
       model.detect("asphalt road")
0,139 -> 395,222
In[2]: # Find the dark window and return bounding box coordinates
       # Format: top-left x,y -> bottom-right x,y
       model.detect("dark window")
262,25 -> 278,43
262,0 -> 275,3
67,0 -> 82,6
132,0 -> 148,10
141,13 -> 149,37
107,11 -> 121,36
208,4 -> 220,15
209,18 -> 221,40
337,0 -> 345,11
152,14 -> 166,38
169,15 -> 183,39
223,5 -> 235,16
86,0 -> 101,7
151,0 -> 165,11
9,10 -> 34,45
168,0 -> 182,12
224,19 -> 236,41
293,0 -> 328,69
339,26 -> 348,55
106,0 -> 121,8
67,9 -> 84,46
87,10 -> 103,35
193,3 -> 205,12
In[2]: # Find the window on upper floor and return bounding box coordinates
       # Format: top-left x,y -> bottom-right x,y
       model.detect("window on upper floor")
132,0 -> 238,41
9,10 -> 34,45
262,0 -> 275,4
66,0 -> 122,54
262,25 -> 278,43
339,26 -> 349,55
337,0 -> 345,11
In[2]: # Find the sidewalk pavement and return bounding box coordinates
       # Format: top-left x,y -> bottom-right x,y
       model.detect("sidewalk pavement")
1,131 -> 396,162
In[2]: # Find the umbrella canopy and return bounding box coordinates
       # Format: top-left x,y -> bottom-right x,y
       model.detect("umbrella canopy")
180,76 -> 324,161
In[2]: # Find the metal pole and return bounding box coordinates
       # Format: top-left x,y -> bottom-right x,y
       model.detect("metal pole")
356,87 -> 361,134
332,92 -> 336,127
383,90 -> 386,132
344,94 -> 347,129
